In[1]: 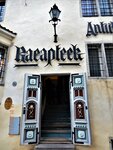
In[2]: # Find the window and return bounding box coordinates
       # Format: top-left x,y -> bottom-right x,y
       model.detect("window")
88,44 -> 103,77
28,90 -> 37,98
110,138 -> 113,150
81,0 -> 98,17
105,44 -> 113,76
75,89 -> 83,97
81,0 -> 113,17
0,0 -> 5,22
0,44 -> 8,85
99,0 -> 113,16
87,43 -> 113,77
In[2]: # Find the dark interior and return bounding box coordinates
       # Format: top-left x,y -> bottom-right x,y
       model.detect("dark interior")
41,75 -> 70,105
41,75 -> 71,143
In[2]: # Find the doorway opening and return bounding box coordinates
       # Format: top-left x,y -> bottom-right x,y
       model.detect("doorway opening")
41,74 -> 72,143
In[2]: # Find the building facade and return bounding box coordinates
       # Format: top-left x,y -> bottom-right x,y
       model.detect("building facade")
0,0 -> 113,150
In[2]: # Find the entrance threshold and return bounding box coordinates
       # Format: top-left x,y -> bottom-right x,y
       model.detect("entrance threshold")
34,143 -> 75,150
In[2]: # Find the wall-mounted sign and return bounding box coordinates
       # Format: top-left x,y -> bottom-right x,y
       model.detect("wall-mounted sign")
86,22 -> 113,37
15,44 -> 84,67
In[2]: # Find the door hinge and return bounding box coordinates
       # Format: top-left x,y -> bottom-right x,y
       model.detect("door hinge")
23,107 -> 26,114
85,106 -> 88,109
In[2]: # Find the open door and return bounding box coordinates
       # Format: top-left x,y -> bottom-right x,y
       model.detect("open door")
20,74 -> 41,144
70,73 -> 91,145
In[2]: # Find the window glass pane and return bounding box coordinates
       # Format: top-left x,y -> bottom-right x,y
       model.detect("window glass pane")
79,89 -> 83,97
0,2 -> 5,21
0,46 -> 7,84
28,90 -> 37,97
81,0 -> 98,17
99,0 -> 113,16
33,91 -> 36,97
28,90 -> 32,97
88,44 -> 102,77
105,44 -> 113,77
75,90 -> 78,97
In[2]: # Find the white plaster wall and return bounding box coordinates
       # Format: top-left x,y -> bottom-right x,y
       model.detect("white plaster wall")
1,0 -> 113,103
0,0 -> 113,150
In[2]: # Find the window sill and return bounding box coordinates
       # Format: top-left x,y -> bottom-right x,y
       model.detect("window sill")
82,15 -> 98,17
101,14 -> 113,17
82,15 -> 113,17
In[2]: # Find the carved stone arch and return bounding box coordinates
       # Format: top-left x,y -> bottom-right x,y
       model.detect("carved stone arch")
26,101 -> 37,120
74,100 -> 85,120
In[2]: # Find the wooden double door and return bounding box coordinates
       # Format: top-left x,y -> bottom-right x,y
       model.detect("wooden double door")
20,73 -> 91,145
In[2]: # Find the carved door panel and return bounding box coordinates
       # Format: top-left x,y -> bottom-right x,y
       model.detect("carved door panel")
70,73 -> 91,145
20,74 -> 41,144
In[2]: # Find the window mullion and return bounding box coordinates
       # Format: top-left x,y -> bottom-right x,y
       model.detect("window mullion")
96,0 -> 101,16
86,44 -> 91,77
102,43 -> 109,77
98,45 -> 103,77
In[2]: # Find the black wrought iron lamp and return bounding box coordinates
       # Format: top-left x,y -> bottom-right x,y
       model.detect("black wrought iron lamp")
49,4 -> 61,43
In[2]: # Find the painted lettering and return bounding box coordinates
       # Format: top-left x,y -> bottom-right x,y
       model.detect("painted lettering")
86,21 -> 113,36
15,44 -> 84,67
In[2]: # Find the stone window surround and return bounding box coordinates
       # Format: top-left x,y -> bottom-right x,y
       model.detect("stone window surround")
0,25 -> 16,85
86,42 -> 113,78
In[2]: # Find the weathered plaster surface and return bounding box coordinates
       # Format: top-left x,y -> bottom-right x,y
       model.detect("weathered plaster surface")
0,104 -> 35,150
0,0 -> 113,149
1,80 -> 113,150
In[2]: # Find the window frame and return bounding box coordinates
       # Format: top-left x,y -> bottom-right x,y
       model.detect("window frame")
99,0 -> 113,16
0,44 -> 8,85
86,42 -> 113,78
81,0 -> 99,17
81,0 -> 113,17
109,137 -> 113,150
0,0 -> 6,22
104,43 -> 113,77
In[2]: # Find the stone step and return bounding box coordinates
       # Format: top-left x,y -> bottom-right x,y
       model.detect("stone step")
45,107 -> 69,111
44,109 -> 70,113
41,123 -> 71,130
42,121 -> 70,125
40,137 -> 72,143
44,106 -> 70,113
41,129 -> 71,138
41,128 -> 71,132
34,144 -> 75,150
41,129 -> 71,133
44,112 -> 70,118
42,121 -> 71,126
42,118 -> 70,122
46,105 -> 69,108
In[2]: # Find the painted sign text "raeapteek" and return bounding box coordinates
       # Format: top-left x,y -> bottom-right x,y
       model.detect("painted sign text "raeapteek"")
15,44 -> 84,67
